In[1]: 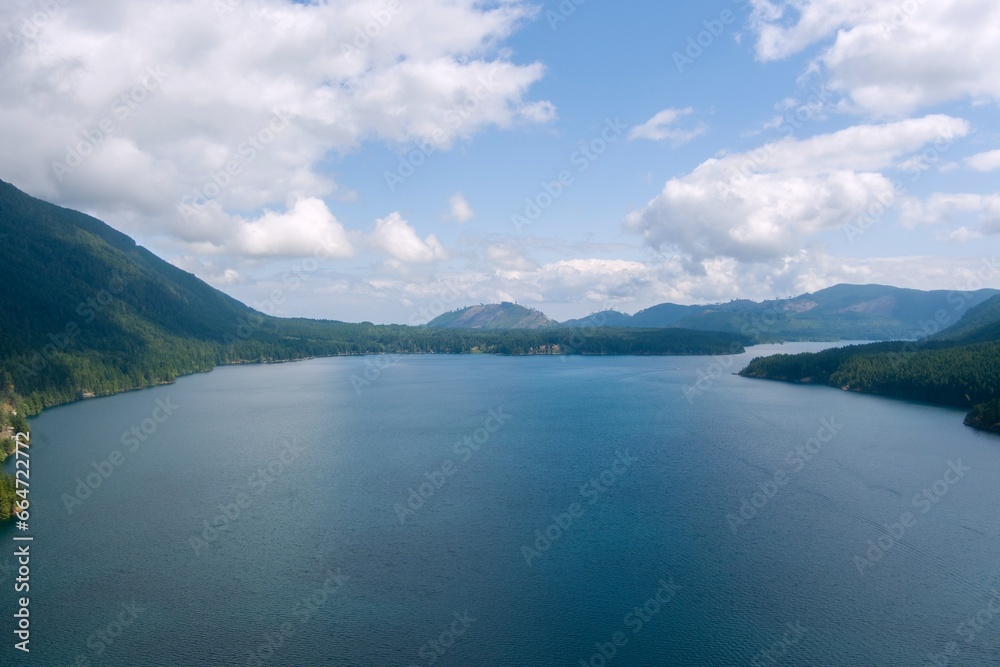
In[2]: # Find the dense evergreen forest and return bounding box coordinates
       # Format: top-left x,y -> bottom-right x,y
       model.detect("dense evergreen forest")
740,296 -> 1000,434
0,409 -> 29,520
966,399 -> 1000,434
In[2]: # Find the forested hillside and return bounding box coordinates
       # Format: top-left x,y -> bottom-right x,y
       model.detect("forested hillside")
740,298 -> 1000,433
925,294 -> 1000,345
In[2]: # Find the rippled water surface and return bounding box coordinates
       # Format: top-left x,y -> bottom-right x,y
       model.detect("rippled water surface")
8,345 -> 1000,665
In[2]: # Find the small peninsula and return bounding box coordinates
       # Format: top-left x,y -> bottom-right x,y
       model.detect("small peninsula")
739,296 -> 1000,434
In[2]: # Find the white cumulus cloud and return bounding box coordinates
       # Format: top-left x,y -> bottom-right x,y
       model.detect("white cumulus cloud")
447,193 -> 475,223
370,212 -> 447,263
966,150 -> 1000,172
0,0 -> 552,253
235,197 -> 355,258
900,193 -> 1000,237
749,0 -> 1000,115
628,107 -> 706,146
625,115 -> 969,263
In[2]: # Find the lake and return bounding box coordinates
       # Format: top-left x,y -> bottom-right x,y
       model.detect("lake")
4,344 -> 1000,666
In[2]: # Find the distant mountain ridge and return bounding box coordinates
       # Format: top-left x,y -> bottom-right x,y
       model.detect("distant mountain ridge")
499,284 -> 1000,340
426,303 -> 557,329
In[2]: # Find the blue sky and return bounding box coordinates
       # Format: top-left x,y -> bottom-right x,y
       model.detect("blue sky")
1,0 -> 998,322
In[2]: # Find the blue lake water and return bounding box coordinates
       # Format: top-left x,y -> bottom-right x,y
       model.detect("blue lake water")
4,344 -> 1000,666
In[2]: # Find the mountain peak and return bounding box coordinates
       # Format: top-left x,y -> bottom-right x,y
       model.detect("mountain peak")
426,303 -> 557,329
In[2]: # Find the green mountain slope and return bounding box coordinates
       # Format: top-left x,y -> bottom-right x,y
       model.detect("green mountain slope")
0,180 -> 255,346
926,294 -> 1000,345
0,179 -> 257,409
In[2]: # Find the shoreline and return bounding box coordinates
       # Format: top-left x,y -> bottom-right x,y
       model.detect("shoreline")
17,339 -> 865,423
19,346 -> 757,420
741,373 -> 999,436
0,345 -> 757,520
